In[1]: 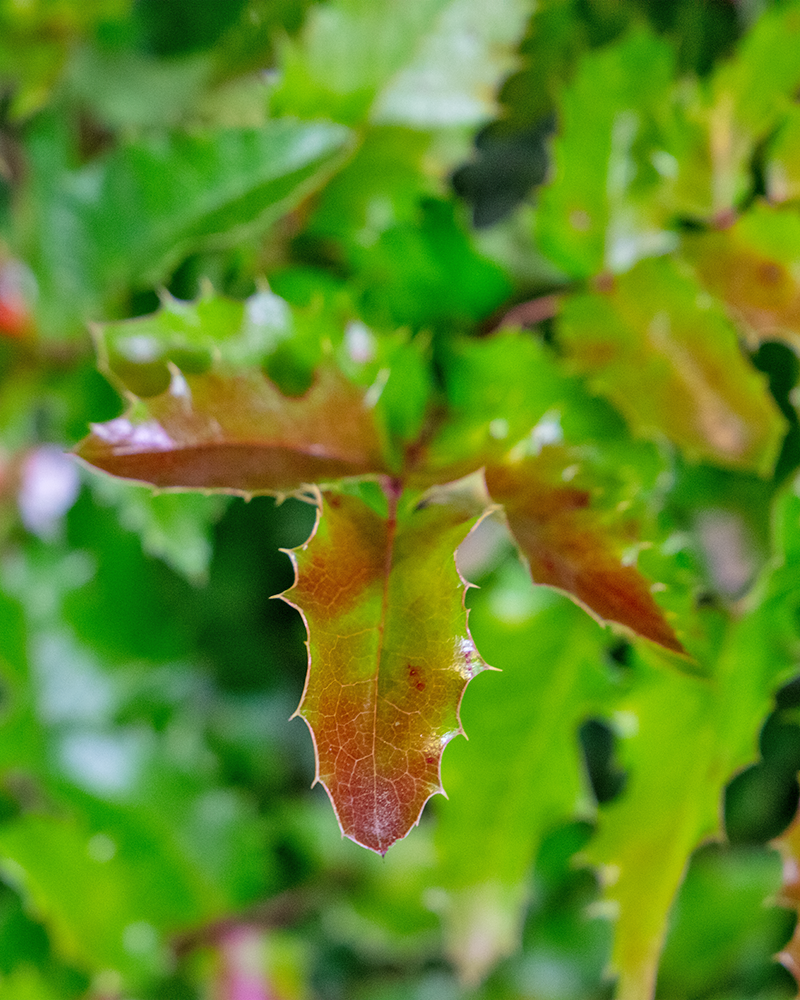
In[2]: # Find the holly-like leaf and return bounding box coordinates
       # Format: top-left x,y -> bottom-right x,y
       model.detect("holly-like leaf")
535,30 -> 678,279
485,451 -> 684,654
702,1 -> 800,214
558,256 -> 786,474
75,291 -> 390,494
283,484 -> 489,854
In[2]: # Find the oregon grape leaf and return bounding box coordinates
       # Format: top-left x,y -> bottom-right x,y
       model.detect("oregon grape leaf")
485,451 -> 684,653
75,292 -> 390,493
282,485 -> 489,854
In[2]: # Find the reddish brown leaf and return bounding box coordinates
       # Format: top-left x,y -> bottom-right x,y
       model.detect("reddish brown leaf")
77,365 -> 389,494
283,485 -> 488,854
485,453 -> 684,654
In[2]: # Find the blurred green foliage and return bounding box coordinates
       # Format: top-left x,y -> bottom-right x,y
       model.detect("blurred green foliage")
1,1 -> 800,999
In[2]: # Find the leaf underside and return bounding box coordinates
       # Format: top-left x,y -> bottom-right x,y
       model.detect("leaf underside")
283,488 -> 487,854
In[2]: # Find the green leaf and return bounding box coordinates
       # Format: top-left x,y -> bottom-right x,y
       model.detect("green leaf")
558,256 -> 786,474
704,1 -> 800,213
434,582 -> 613,983
87,476 -> 228,583
416,331 -> 571,484
766,106 -> 800,204
271,0 -> 530,128
21,117 -> 352,335
485,450 -> 685,653
283,484 -> 489,854
65,44 -> 212,129
75,291 -> 391,493
658,844 -> 792,998
583,510 -> 800,1000
369,0 -> 530,129
535,30 -> 678,278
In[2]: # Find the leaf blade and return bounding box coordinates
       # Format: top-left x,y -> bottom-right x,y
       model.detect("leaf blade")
284,486 -> 488,853
485,452 -> 685,654
75,292 -> 391,493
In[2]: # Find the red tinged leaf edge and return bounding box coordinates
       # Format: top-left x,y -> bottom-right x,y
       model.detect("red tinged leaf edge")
485,459 -> 686,655
74,365 -> 390,496
280,483 -> 494,855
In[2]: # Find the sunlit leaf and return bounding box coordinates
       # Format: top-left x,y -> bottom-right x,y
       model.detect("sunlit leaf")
766,106 -> 800,204
558,256 -> 786,473
75,291 -> 390,493
485,450 -> 684,653
283,484 -> 489,854
703,1 -> 800,213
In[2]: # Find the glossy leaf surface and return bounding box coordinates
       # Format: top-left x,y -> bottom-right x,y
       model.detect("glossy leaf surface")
559,256 -> 785,474
75,292 -> 389,493
284,486 -> 488,853
485,452 -> 684,653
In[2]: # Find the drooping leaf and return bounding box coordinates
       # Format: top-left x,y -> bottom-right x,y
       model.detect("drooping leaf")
558,256 -> 786,474
683,203 -> 800,352
485,450 -> 684,653
283,484 -> 489,854
434,579 -> 614,983
20,117 -> 352,336
75,291 -> 391,493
